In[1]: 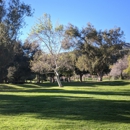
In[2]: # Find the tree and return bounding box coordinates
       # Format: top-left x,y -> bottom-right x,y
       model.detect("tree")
0,0 -> 6,22
7,41 -> 31,83
109,56 -> 128,79
23,39 -> 40,59
65,23 -> 125,81
30,50 -> 51,83
0,0 -> 33,82
28,14 -> 66,87
123,55 -> 130,76
76,55 -> 89,82
0,22 -> 14,82
58,52 -> 75,82
5,0 -> 33,40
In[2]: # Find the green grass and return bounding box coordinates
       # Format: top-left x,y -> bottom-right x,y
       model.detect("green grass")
0,81 -> 130,130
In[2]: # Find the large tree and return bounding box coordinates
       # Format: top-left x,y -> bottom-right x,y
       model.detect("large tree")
0,0 -> 33,82
7,41 -> 31,83
0,23 -> 14,82
28,14 -> 67,87
65,23 -> 125,81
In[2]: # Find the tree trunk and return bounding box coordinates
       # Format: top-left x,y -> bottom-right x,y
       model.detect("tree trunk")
68,76 -> 71,82
54,70 -> 63,87
0,78 -> 3,83
120,72 -> 123,80
50,76 -> 55,83
0,75 -> 4,83
37,74 -> 40,83
50,77 -> 52,83
79,74 -> 83,82
97,72 -> 103,81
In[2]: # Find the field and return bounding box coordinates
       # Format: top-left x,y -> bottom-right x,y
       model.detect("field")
0,81 -> 130,130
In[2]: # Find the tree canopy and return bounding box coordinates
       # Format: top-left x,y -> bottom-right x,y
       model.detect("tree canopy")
0,0 -> 33,82
28,14 -> 66,87
65,23 -> 125,81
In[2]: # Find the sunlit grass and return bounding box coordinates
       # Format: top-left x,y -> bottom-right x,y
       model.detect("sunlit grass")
0,81 -> 130,130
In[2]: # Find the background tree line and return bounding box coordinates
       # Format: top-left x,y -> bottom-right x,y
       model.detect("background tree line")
0,0 -> 130,87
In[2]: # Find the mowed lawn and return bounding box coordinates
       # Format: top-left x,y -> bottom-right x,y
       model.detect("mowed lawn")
0,81 -> 130,130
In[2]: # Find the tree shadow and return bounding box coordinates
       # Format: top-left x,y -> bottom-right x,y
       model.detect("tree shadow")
63,80 -> 130,87
0,94 -> 129,123
1,83 -> 130,97
22,89 -> 130,96
1,81 -> 129,90
1,87 -> 130,97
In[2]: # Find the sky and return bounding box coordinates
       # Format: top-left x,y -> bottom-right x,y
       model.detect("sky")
20,0 -> 130,43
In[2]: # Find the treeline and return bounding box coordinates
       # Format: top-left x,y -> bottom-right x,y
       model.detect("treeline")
0,0 -> 130,86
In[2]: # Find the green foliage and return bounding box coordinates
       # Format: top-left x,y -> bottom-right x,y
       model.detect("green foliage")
29,13 -> 66,87
0,23 -> 14,82
7,41 -> 32,83
124,55 -> 130,74
0,0 -> 33,82
59,52 -> 75,69
29,13 -> 64,54
65,23 -> 125,81
65,23 -> 80,37
76,54 -> 89,71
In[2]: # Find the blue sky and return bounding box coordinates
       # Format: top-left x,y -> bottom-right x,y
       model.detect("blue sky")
20,0 -> 130,42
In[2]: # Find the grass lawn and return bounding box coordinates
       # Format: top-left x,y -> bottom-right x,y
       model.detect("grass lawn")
0,81 -> 130,130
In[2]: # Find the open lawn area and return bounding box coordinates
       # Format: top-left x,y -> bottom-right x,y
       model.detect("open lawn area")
0,81 -> 130,130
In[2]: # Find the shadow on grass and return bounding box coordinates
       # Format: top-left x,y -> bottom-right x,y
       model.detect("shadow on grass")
1,85 -> 130,96
21,80 -> 130,88
1,81 -> 130,97
2,88 -> 129,97
62,80 -> 130,87
41,80 -> 130,87
0,94 -> 130,123
1,80 -> 129,89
